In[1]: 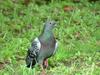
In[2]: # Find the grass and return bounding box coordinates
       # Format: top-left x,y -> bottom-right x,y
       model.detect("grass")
0,0 -> 100,75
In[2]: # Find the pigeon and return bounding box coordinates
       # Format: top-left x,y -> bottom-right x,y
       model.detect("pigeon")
25,20 -> 58,74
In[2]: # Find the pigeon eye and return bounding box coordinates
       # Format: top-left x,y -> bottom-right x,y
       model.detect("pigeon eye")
50,23 -> 51,24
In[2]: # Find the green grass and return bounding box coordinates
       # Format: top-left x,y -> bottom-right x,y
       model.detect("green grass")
0,0 -> 100,75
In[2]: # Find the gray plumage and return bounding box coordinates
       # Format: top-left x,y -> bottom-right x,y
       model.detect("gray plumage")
26,20 -> 58,68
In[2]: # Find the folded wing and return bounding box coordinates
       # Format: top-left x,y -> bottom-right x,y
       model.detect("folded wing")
26,37 -> 41,68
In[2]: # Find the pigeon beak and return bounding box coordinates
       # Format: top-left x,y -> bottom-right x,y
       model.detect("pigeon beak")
54,21 -> 58,27
54,23 -> 57,27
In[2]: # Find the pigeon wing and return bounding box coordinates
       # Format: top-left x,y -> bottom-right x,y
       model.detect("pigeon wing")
53,40 -> 58,55
26,37 -> 41,68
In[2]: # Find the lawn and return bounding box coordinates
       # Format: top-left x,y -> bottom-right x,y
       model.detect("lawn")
0,0 -> 100,75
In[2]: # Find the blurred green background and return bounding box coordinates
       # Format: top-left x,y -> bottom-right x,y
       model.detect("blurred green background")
0,0 -> 100,75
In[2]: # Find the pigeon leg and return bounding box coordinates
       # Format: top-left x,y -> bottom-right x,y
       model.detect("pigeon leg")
40,64 -> 46,75
43,59 -> 48,68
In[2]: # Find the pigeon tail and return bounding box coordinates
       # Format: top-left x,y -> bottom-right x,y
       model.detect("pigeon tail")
26,55 -> 36,68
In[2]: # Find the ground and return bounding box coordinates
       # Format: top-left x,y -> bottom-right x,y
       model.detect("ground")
0,0 -> 100,75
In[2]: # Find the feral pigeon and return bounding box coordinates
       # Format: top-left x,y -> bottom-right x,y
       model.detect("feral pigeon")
25,20 -> 58,74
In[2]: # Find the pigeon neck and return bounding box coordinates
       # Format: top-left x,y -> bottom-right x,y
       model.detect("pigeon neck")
42,29 -> 53,41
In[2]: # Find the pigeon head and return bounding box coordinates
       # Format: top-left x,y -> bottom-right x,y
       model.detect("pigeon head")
44,20 -> 56,31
